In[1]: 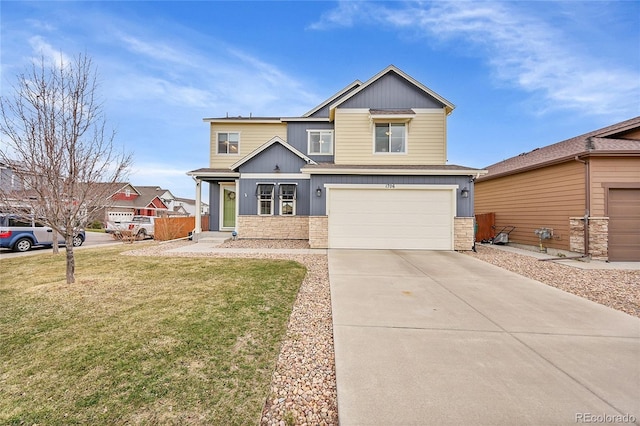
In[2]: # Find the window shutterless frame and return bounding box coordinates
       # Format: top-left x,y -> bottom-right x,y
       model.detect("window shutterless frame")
307,130 -> 334,155
279,184 -> 297,216
374,123 -> 406,154
256,183 -> 275,215
217,132 -> 240,154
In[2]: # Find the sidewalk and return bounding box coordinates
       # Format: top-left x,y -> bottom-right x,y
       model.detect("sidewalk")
165,242 -> 327,255
482,243 -> 640,270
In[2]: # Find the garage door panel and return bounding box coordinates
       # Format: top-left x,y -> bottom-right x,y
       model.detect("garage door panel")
328,188 -> 454,250
608,188 -> 640,261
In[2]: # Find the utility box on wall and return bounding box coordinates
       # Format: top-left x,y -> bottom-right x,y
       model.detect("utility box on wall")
534,228 -> 553,240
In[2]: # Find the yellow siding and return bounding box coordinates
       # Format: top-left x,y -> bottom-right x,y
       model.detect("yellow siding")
590,157 -> 640,216
333,109 -> 446,165
209,123 -> 287,168
475,162 -> 585,250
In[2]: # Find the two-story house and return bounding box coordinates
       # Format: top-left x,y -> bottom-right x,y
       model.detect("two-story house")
188,65 -> 486,250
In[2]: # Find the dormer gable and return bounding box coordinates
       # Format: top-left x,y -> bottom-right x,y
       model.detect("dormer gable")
329,65 -> 454,120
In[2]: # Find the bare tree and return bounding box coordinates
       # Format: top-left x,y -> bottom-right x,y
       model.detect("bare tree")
0,53 -> 132,283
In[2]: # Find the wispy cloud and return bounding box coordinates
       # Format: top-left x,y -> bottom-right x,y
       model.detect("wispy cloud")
310,1 -> 639,118
28,36 -> 71,67
307,1 -> 365,30
104,25 -> 318,116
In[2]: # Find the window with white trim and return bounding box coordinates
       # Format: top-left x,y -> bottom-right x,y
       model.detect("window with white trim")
375,123 -> 406,153
279,184 -> 297,216
217,132 -> 240,154
257,184 -> 274,215
307,130 -> 333,155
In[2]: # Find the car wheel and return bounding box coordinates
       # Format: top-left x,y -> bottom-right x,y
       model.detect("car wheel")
137,229 -> 146,240
13,238 -> 32,252
73,235 -> 84,247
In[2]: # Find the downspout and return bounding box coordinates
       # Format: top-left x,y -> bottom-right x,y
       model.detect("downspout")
574,156 -> 590,257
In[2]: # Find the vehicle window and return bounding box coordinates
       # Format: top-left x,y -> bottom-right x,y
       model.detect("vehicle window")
8,218 -> 32,227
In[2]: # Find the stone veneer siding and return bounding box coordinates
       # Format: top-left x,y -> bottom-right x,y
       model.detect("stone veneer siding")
569,217 -> 609,260
454,217 -> 475,251
309,216 -> 328,248
237,216 -> 309,240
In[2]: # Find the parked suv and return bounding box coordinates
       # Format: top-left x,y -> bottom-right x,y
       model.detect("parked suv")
0,214 -> 85,252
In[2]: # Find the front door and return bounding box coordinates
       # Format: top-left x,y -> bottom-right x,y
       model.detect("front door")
220,184 -> 236,230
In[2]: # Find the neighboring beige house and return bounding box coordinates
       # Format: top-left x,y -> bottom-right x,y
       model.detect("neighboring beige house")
174,197 -> 209,216
189,65 -> 486,250
475,116 -> 640,261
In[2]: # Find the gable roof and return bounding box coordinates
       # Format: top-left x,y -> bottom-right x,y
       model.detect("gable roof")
109,185 -> 169,210
480,116 -> 640,181
230,136 -> 317,170
328,65 -> 455,120
302,80 -> 362,118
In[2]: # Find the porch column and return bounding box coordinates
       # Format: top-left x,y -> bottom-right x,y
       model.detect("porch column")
194,178 -> 202,234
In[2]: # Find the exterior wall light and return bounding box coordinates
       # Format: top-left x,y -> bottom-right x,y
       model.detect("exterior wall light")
316,186 -> 323,197
461,187 -> 469,198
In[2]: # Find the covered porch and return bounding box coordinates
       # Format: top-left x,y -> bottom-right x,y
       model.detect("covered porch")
186,168 -> 239,239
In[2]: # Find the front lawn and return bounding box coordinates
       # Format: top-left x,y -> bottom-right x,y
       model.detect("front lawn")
0,246 -> 306,425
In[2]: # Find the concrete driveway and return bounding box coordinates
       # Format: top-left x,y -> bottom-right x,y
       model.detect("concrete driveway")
329,250 -> 640,425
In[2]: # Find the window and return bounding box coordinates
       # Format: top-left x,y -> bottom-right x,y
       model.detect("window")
217,132 -> 240,154
375,123 -> 406,153
257,184 -> 274,215
308,130 -> 333,155
279,184 -> 297,216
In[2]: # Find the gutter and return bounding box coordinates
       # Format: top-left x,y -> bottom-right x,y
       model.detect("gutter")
574,155 -> 590,257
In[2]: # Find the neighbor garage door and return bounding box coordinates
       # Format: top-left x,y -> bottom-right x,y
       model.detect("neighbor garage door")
608,188 -> 640,261
327,186 -> 455,250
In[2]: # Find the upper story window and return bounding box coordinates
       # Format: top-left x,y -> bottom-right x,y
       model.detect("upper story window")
375,123 -> 406,153
279,184 -> 297,216
307,130 -> 333,155
257,184 -> 274,215
217,132 -> 239,154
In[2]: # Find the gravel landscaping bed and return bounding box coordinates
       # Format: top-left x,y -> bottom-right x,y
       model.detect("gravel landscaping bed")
466,244 -> 640,318
123,239 -> 638,426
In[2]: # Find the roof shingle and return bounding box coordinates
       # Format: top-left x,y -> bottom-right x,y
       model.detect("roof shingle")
480,116 -> 640,180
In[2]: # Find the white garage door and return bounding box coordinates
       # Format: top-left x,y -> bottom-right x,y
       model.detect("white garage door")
328,186 -> 455,250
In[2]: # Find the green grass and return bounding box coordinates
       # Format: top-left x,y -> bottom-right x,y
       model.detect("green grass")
0,246 -> 306,425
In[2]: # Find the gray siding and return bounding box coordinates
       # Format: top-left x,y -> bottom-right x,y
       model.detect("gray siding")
308,84 -> 361,118
287,121 -> 335,163
208,183 -> 221,231
0,167 -> 23,192
239,144 -> 309,173
238,178 -> 311,216
340,72 -> 444,110
310,175 -> 474,217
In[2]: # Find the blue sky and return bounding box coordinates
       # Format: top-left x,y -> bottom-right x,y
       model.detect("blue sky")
2,1 -> 639,198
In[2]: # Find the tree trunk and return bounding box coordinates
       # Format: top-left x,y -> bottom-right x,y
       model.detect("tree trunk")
65,235 -> 75,284
52,230 -> 60,254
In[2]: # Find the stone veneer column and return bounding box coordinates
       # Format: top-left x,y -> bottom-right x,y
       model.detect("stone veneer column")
454,217 -> 475,251
588,217 -> 608,260
309,216 -> 328,248
569,217 -> 609,260
569,217 -> 586,254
